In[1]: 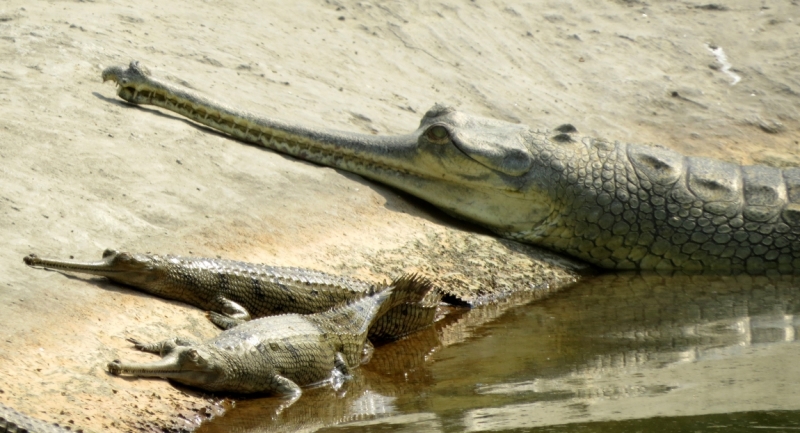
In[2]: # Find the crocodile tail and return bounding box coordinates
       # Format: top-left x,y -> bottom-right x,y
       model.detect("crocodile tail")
367,273 -> 435,331
368,283 -> 443,342
317,273 -> 434,336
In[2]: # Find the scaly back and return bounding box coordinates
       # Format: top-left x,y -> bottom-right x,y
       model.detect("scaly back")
310,274 -> 434,337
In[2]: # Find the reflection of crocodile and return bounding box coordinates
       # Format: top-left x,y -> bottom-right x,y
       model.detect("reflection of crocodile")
542,273 -> 800,354
102,61 -> 800,273
24,250 -> 441,341
107,274 -> 433,398
456,273 -> 800,388
431,273 -> 800,430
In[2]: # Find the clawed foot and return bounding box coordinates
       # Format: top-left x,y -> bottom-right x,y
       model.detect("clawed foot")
126,337 -> 147,351
126,337 -> 162,354
207,311 -> 244,330
125,336 -> 195,355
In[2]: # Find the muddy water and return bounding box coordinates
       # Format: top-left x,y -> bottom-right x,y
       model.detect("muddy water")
196,273 -> 800,432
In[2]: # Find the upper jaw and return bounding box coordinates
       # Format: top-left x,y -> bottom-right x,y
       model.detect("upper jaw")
107,355 -> 222,386
99,62 -> 544,233
24,253 -> 123,275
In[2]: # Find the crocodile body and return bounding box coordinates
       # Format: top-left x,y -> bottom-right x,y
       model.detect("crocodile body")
106,274 -> 432,398
102,61 -> 800,273
0,402 -> 74,433
23,250 -> 440,341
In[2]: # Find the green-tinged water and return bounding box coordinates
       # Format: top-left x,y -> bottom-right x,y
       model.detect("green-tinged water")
196,273 -> 800,432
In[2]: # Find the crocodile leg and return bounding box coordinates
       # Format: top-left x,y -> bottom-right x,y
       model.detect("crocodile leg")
208,298 -> 252,329
127,337 -> 197,356
271,375 -> 303,400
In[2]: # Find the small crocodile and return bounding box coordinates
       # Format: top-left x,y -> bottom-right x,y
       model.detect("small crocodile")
102,61 -> 800,273
23,250 -> 441,341
0,402 -> 75,433
106,273 -> 433,399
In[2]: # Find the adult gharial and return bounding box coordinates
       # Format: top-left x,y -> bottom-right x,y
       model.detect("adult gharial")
102,61 -> 800,274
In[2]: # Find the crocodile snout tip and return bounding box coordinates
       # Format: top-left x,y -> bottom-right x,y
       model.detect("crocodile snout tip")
107,360 -> 122,375
22,254 -> 39,266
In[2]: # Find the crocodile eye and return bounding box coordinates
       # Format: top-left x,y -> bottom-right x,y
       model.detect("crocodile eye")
425,125 -> 450,143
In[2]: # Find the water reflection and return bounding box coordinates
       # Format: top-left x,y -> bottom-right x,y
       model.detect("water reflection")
196,273 -> 800,432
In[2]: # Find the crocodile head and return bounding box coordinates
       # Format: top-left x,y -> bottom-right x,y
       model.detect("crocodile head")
331,104 -> 555,237
24,249 -> 169,288
103,62 -> 555,239
108,346 -> 227,390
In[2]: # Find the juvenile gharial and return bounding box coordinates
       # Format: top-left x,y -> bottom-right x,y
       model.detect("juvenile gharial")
23,250 -> 441,341
106,274 -> 433,399
102,61 -> 800,273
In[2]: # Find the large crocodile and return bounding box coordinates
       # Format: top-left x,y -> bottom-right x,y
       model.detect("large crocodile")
23,249 -> 441,341
101,61 -> 800,273
106,273 -> 432,399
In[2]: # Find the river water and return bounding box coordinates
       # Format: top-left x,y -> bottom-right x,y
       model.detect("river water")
197,273 -> 800,432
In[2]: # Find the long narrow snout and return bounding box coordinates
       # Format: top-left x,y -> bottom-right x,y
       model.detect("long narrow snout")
24,253 -> 120,278
107,354 -> 184,379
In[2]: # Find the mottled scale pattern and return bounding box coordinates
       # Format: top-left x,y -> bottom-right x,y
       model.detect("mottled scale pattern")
119,274 -> 433,395
158,256 -> 439,339
367,288 -> 442,342
0,402 -> 73,433
207,314 -> 339,393
25,251 -> 440,340
155,256 -> 377,317
525,135 -> 800,273
101,62 -> 800,273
